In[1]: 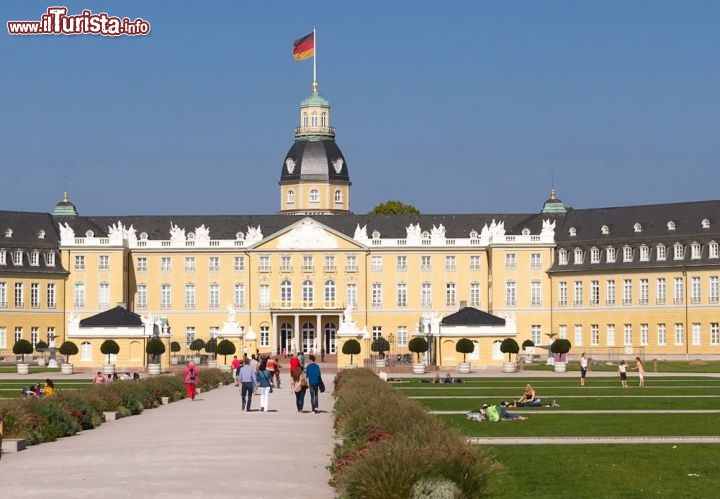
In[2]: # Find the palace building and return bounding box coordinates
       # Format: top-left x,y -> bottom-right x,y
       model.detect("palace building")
2,82 -> 720,370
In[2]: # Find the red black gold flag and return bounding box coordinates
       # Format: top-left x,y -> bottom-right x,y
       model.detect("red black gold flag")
293,32 -> 315,61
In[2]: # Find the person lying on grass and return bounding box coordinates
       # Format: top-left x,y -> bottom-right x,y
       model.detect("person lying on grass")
500,401 -> 528,421
516,384 -> 542,407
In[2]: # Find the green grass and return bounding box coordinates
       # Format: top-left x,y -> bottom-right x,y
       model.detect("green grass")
523,360 -> 720,373
418,396 -> 720,411
486,444 -> 720,498
0,366 -> 65,374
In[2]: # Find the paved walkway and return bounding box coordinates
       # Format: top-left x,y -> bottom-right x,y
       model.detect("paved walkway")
0,369 -> 337,499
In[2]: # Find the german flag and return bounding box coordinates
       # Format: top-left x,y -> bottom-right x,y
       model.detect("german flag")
293,32 -> 314,61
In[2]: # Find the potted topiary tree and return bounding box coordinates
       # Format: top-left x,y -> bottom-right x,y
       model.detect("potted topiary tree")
371,336 -> 390,368
216,339 -> 236,373
522,339 -> 535,363
35,340 -> 49,367
341,339 -> 361,369
550,338 -> 572,372
146,337 -> 166,375
59,340 -> 78,374
13,339 -> 33,375
205,338 -> 218,368
100,339 -> 120,375
189,339 -> 205,365
500,338 -> 520,373
455,338 -> 474,374
408,337 -> 429,375
170,341 -> 181,365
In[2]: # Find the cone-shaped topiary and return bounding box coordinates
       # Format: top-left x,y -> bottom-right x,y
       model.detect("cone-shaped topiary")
371,337 -> 390,359
500,338 -> 520,362
59,341 -> 78,363
100,339 -> 120,365
455,338 -> 474,363
342,339 -> 361,365
13,339 -> 33,363
408,337 -> 429,363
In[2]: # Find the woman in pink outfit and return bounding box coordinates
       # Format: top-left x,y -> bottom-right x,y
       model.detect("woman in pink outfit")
184,362 -> 200,400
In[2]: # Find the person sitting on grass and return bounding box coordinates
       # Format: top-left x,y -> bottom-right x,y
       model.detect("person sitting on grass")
43,379 -> 55,397
516,384 -> 542,407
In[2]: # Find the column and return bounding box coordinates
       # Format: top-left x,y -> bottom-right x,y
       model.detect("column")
271,313 -> 278,355
315,313 -> 322,355
294,314 -> 300,355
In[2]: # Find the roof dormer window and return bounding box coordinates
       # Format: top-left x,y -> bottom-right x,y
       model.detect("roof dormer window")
569,227 -> 577,237
37,230 -> 46,239
187,232 -> 195,240
633,223 -> 642,233
4,228 -> 12,238
558,249 -> 568,265
673,242 -> 684,260
639,245 -> 650,262
623,246 -> 633,262
30,250 -> 39,266
573,248 -> 583,264
13,250 -> 23,265
469,230 -> 478,239
372,230 -> 381,240
139,232 -> 149,240
606,247 -> 616,263
45,251 -> 55,266
521,228 -> 530,236
85,230 -> 94,238
656,244 -> 666,261
601,225 -> 610,235
709,241 -> 719,259
235,231 -> 244,241
667,221 -> 676,231
691,242 -> 702,260
702,218 -> 711,229
590,247 -> 600,264
0,249 -> 6,265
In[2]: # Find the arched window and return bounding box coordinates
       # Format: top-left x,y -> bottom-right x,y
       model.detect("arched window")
280,322 -> 293,353
281,279 -> 292,303
324,322 -> 337,354
656,244 -> 666,261
702,218 -> 711,229
85,230 -> 94,238
569,227 -> 577,237
324,280 -> 336,304
311,111 -> 317,127
321,112 -> 327,127
590,247 -> 600,263
37,230 -> 46,239
301,322 -> 315,353
573,248 -> 583,264
691,242 -> 702,259
639,245 -> 650,261
558,249 -> 568,265
674,242 -> 684,260
623,246 -> 633,262
601,225 -> 610,235
302,280 -> 314,303
302,112 -> 308,127
667,221 -> 676,231
309,189 -> 319,202
81,341 -> 92,362
287,190 -> 295,204
334,190 -> 342,203
633,223 -> 642,233
606,247 -> 616,263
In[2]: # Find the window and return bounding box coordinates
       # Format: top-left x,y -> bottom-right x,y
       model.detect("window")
673,243 -> 684,260
673,277 -> 684,304
574,325 -> 583,346
421,255 -> 431,271
606,247 -> 616,263
0,250 -> 5,265
0,327 -> 5,349
711,323 -> 719,345
185,284 -> 196,309
334,190 -> 342,203
573,281 -> 583,306
259,284 -> 270,309
324,255 -> 336,272
591,324 -> 600,346
530,253 -> 542,269
324,280 -> 336,305
446,282 -> 456,307
657,278 -> 666,304
395,255 -> 407,271
505,253 -> 516,270
667,221 -> 676,231
300,255 -> 313,272
590,248 -> 600,264
98,255 -> 109,271
287,190 -> 295,204
234,256 -> 245,271
311,111 -> 317,126
14,327 -> 22,342
559,324 -> 567,340
590,280 -> 599,306
81,341 -> 92,362
260,325 -> 269,348
702,218 -> 711,229
31,327 -> 39,348
31,283 -> 40,308
47,283 -> 56,309
614,325 -> 629,348
639,246 -> 649,261
185,257 -> 196,272
505,281 -> 517,306
623,246 -> 633,262
73,282 -> 84,309
371,326 -> 382,341
558,249 -> 568,265
601,225 -> 610,235
309,189 -> 319,202
657,244 -> 666,261
280,255 -> 292,272
234,283 -> 245,307
137,257 -> 147,271
161,257 -> 171,272
710,276 -> 719,304
371,256 -> 382,272
691,242 -> 702,260
137,284 -> 147,310
709,242 -> 719,259
99,282 -> 110,308
302,280 -> 314,304
371,282 -> 382,308
531,281 -> 542,306
30,251 -> 39,266
46,252 -> 55,266
259,255 -> 270,272
276,279 -> 290,304
574,248 -> 583,264
470,282 -> 481,307
569,227 -> 577,237
633,223 -> 642,233
657,323 -> 666,345
691,276 -> 701,304
623,279 -> 632,305
675,323 -> 684,345
421,282 -> 432,308
445,256 -> 456,271
606,280 -> 616,306
640,323 -> 649,346
692,323 -> 701,346
397,326 -> 408,347
13,250 -> 22,265
607,324 -> 616,346
161,284 -> 172,309
558,281 -> 568,306
346,255 -> 357,272
346,284 -> 357,307
185,327 -> 196,347
640,279 -> 649,305
531,325 -> 542,345
74,255 -> 85,270
396,283 -> 407,307
209,283 -> 220,309
470,255 -> 481,271
0,282 -> 6,307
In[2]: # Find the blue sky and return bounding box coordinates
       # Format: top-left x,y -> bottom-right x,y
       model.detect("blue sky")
2,1 -> 718,216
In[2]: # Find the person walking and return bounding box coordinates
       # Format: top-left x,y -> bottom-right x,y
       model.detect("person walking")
635,357 -> 645,387
256,365 -> 273,412
238,357 -> 256,411
579,352 -> 588,386
231,355 -> 241,386
618,360 -> 628,388
184,361 -> 199,401
305,354 -> 322,413
291,365 -> 308,413
250,354 -> 260,395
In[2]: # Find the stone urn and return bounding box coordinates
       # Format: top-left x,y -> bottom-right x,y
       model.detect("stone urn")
38,357 -> 47,367
103,364 -> 115,375
412,363 -> 426,375
61,363 -> 74,375
458,362 -> 471,374
375,358 -> 387,368
554,361 -> 567,373
207,359 -> 218,369
220,364 -> 232,373
503,361 -> 517,373
17,363 -> 30,375
148,363 -> 161,375
344,364 -> 357,370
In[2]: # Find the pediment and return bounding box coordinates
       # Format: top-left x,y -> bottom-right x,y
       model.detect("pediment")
255,217 -> 364,250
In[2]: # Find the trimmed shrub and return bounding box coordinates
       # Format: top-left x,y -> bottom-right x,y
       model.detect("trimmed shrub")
371,337 -> 390,359
342,339 -> 361,365
59,341 -> 78,363
100,339 -> 120,364
408,337 -> 429,363
521,339 -> 535,351
189,339 -> 205,354
146,338 -> 166,364
13,339 -> 33,362
170,341 -> 182,353
455,338 -> 474,363
216,339 -> 236,364
500,338 -> 520,361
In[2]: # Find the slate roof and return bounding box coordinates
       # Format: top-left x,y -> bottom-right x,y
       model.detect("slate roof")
79,306 -> 144,327
281,140 -> 349,182
0,210 -> 67,275
440,307 -> 506,326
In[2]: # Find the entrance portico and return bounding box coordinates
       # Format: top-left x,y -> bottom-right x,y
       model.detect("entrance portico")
271,306 -> 341,356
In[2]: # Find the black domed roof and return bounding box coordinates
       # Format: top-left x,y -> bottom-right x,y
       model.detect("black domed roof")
280,140 -> 349,182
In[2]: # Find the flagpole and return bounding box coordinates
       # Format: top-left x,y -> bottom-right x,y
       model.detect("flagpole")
313,26 -> 317,91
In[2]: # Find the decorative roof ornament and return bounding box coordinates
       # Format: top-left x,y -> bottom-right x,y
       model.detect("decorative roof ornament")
245,226 -> 263,246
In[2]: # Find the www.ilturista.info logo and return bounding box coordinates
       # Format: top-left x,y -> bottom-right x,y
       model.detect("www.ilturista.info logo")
7,7 -> 151,36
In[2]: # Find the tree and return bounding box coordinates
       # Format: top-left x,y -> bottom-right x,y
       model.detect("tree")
189,339 -> 205,355
13,339 -> 33,363
205,338 -> 218,359
100,339 -> 120,365
59,341 -> 78,363
408,337 -> 429,364
550,338 -> 572,361
521,339 -> 535,351
455,338 -> 474,363
146,338 -> 166,364
368,200 -> 420,215
500,338 -> 520,362
371,337 -> 390,359
35,340 -> 49,360
341,339 -> 361,365
216,339 -> 236,364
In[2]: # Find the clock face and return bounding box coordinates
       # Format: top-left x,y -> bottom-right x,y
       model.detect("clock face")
332,157 -> 344,173
285,157 -> 296,174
